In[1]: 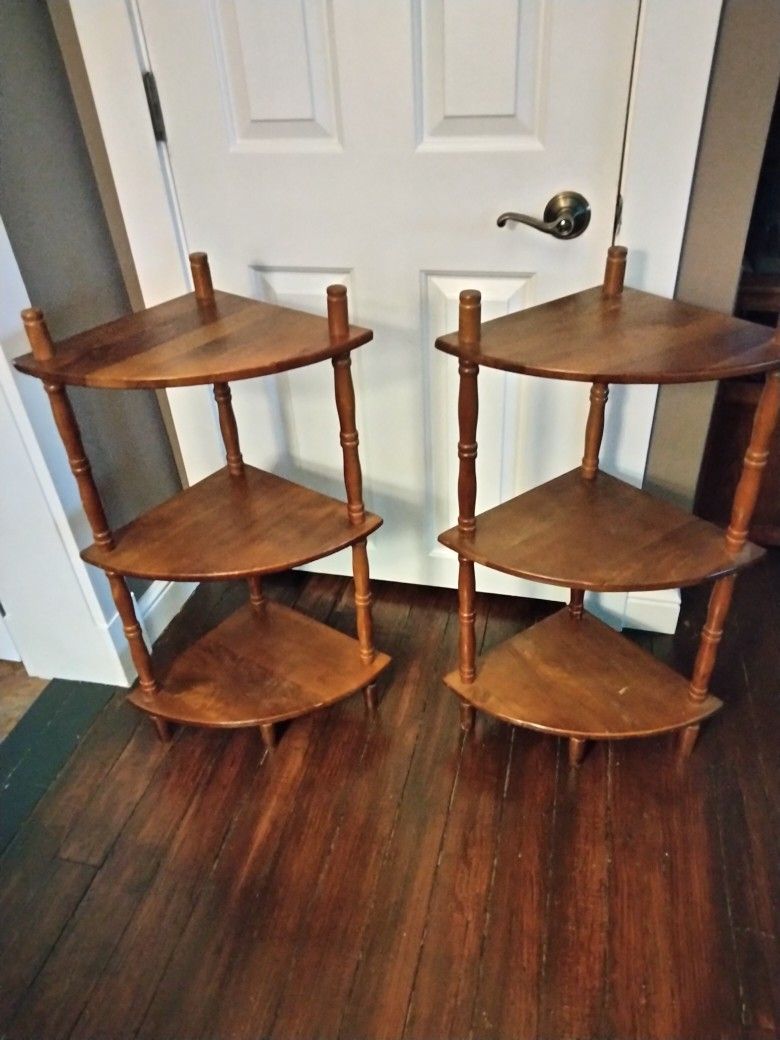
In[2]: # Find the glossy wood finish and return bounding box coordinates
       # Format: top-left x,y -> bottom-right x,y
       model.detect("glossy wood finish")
18,266 -> 386,741
444,608 -> 721,739
435,285 -> 780,384
82,464 -> 382,581
189,251 -> 214,304
437,248 -> 780,756
15,291 -> 374,389
213,382 -> 244,476
724,370 -> 780,551
3,562 -> 777,1040
128,599 -> 390,728
688,370 -> 780,707
439,467 -> 764,592
23,307 -> 113,548
456,290 -> 480,694
696,378 -> 780,546
602,243 -> 627,298
582,382 -> 609,479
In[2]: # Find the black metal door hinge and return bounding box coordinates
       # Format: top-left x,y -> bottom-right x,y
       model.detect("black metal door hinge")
142,70 -> 167,143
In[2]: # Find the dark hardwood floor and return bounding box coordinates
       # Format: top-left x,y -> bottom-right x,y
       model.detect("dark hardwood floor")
0,553 -> 778,1040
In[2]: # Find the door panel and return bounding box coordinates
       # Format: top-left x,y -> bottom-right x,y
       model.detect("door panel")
138,0 -> 643,603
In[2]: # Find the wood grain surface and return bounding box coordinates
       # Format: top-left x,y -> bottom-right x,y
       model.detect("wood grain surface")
0,559 -> 778,1039
15,290 -> 373,388
82,464 -> 382,581
435,285 -> 780,384
443,607 -> 721,739
128,598 -> 390,728
439,467 -> 764,592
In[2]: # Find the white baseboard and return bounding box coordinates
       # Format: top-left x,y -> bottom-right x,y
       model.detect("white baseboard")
622,588 -> 681,634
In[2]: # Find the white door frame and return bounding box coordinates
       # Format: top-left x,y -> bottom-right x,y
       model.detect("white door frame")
0,217 -> 194,683
64,0 -> 724,633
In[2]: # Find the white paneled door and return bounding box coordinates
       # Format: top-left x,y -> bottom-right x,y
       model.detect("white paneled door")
121,2 -> 651,614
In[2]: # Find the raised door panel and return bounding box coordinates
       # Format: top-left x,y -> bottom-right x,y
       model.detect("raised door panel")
209,0 -> 341,150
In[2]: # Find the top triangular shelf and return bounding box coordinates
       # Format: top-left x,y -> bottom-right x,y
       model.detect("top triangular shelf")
436,284 -> 780,384
16,290 -> 372,389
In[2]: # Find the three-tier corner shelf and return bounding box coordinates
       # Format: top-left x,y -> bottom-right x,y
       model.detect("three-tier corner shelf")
436,246 -> 780,766
15,252 -> 390,750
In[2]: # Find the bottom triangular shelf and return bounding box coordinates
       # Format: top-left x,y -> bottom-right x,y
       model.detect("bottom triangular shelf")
444,609 -> 721,739
129,600 -> 390,728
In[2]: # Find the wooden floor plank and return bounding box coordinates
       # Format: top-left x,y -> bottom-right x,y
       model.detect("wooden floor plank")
537,738 -> 611,1039
0,557 -> 777,1040
69,728 -> 262,1040
336,597 -> 480,1040
6,727 -> 227,1040
135,576 -> 389,1040
261,586 -> 436,1038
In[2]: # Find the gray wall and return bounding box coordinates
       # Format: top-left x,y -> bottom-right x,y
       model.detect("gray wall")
0,0 -> 181,591
644,0 -> 780,509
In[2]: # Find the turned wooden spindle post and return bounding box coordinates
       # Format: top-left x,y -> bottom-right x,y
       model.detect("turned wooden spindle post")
329,285 -> 365,526
248,576 -> 263,612
213,382 -> 244,476
568,737 -> 587,767
568,588 -> 584,620
327,285 -> 377,711
190,251 -> 214,304
22,307 -> 167,740
456,290 -> 481,732
682,369 -> 780,756
602,244 -> 627,298
582,382 -> 609,480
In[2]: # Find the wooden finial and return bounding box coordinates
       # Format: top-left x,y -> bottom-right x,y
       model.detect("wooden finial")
459,290 -> 481,346
22,308 -> 55,361
189,252 -> 214,304
603,245 -> 628,298
327,284 -> 349,343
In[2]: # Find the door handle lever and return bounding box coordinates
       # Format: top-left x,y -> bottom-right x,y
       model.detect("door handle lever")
497,191 -> 591,240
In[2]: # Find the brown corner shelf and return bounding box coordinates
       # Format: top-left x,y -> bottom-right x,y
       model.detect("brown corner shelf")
15,289 -> 372,388
435,285 -> 780,384
439,468 -> 764,592
443,609 -> 721,740
82,465 -> 382,581
15,253 -> 389,749
436,246 -> 780,765
129,601 -> 390,729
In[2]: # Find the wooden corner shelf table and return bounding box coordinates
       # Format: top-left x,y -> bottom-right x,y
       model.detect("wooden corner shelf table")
436,246 -> 780,765
16,253 -> 390,749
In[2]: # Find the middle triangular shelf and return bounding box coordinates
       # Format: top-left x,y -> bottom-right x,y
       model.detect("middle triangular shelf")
82,464 -> 381,581
438,468 -> 763,592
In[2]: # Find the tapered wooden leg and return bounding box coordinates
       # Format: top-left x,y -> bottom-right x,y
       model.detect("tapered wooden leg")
569,588 -> 585,620
458,557 -> 476,684
248,575 -> 263,612
151,716 -> 172,743
363,684 -> 378,713
677,724 -> 700,760
352,540 -> 375,667
459,700 -> 476,733
689,371 -> 780,706
568,737 -> 587,767
260,722 -> 277,750
689,575 -> 735,702
581,382 -> 609,480
107,572 -> 159,697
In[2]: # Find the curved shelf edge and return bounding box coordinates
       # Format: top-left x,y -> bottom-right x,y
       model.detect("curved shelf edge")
14,290 -> 374,389
128,600 -> 391,728
81,464 -> 382,581
443,608 -> 722,740
438,468 -> 765,593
